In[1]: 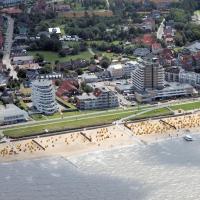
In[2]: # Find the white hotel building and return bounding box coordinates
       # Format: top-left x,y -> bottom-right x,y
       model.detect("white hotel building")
32,79 -> 58,115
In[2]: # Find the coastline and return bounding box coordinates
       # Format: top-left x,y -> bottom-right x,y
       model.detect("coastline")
1,112 -> 200,163
0,125 -> 137,163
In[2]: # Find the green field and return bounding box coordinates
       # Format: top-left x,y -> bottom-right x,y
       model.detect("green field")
4,101 -> 200,138
4,110 -> 139,138
170,101 -> 200,111
132,108 -> 173,120
28,50 -> 93,63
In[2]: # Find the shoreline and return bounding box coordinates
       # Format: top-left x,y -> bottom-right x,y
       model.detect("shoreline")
1,112 -> 200,163
0,125 -> 137,163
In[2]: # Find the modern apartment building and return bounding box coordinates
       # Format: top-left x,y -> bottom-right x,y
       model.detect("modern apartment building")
131,58 -> 165,92
131,58 -> 195,102
179,70 -> 200,88
76,86 -> 119,110
32,79 -> 58,115
122,61 -> 139,78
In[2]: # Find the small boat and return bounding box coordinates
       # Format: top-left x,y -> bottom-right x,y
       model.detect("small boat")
183,135 -> 193,141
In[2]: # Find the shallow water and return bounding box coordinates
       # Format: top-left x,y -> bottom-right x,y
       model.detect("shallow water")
1,136 -> 200,200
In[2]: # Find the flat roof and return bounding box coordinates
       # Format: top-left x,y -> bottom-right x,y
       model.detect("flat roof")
108,63 -> 123,70
0,104 -> 28,121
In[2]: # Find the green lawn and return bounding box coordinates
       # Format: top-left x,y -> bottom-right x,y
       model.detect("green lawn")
5,101 -> 200,138
170,101 -> 200,111
132,108 -> 173,120
28,50 -> 93,63
4,110 -> 138,138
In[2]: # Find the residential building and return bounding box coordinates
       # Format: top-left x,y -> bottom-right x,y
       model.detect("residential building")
32,79 -> 58,114
159,48 -> 175,66
107,63 -> 123,79
178,49 -> 194,71
141,18 -> 155,32
152,43 -> 162,54
11,56 -> 34,65
165,66 -> 180,82
95,70 -> 111,81
135,82 -> 197,103
131,58 -> 165,92
134,48 -> 150,57
115,84 -> 134,94
81,73 -> 98,83
76,86 -> 119,110
0,0 -> 24,7
179,69 -> 200,88
122,61 -> 139,78
0,104 -> 28,125
56,80 -> 79,98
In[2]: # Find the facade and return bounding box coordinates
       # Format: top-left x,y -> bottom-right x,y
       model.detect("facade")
81,73 -> 98,83
134,48 -> 150,57
76,86 -> 119,110
165,67 -> 180,82
179,70 -> 200,88
32,79 -> 58,114
152,43 -> 162,54
131,59 -> 165,92
107,63 -> 123,79
0,104 -> 28,125
122,61 -> 139,78
135,83 -> 196,103
0,0 -> 23,7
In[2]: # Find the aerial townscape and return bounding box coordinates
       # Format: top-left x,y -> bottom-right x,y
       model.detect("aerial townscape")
1,0 -> 200,199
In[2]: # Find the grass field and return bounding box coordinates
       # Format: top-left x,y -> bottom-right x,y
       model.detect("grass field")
28,50 -> 93,63
4,110 -> 139,137
4,101 -> 200,138
132,108 -> 173,120
170,101 -> 200,111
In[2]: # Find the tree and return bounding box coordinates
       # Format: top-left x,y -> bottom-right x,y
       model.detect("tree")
76,68 -> 83,75
55,80 -> 61,86
34,53 -> 44,62
100,56 -> 110,69
17,69 -> 27,79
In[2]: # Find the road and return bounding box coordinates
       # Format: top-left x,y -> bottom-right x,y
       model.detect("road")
105,0 -> 110,9
157,18 -> 165,40
88,47 -> 95,56
2,15 -> 17,79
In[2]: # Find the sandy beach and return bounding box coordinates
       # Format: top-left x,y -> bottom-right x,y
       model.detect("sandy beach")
2,112 -> 200,163
0,125 -> 136,163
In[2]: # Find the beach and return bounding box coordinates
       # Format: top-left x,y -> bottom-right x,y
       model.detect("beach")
0,125 -> 136,163
1,135 -> 200,200
2,112 -> 200,163
1,113 -> 200,199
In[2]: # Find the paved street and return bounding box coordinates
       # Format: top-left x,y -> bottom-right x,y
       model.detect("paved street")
157,18 -> 165,40
2,15 -> 17,79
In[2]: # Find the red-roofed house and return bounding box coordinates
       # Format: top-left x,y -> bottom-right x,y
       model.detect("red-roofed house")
142,34 -> 156,46
56,80 -> 79,99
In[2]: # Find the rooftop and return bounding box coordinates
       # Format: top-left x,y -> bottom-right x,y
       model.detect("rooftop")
0,104 -> 28,121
